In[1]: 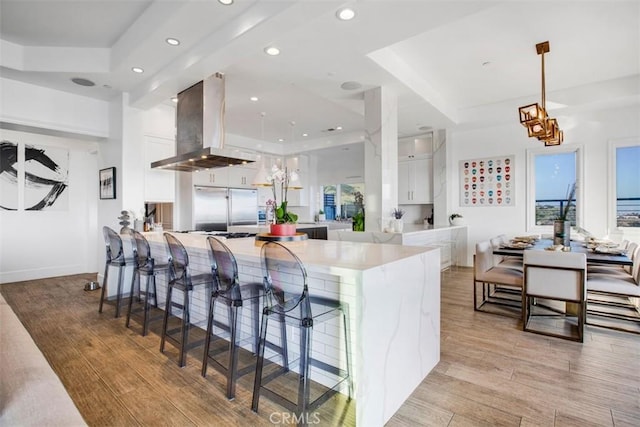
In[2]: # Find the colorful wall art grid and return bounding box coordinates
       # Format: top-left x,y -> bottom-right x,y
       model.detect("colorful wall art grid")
459,155 -> 514,207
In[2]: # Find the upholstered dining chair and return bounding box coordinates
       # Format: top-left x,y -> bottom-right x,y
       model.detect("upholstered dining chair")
523,250 -> 587,342
474,240 -> 524,317
586,242 -> 640,334
490,234 -> 524,271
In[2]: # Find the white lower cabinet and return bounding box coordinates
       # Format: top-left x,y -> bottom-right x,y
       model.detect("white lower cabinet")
398,157 -> 432,204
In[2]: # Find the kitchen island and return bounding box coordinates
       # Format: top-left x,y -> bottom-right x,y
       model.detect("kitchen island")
141,232 -> 440,426
329,224 -> 468,269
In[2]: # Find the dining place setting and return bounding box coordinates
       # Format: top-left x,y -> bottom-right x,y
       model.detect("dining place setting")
494,234 -> 633,265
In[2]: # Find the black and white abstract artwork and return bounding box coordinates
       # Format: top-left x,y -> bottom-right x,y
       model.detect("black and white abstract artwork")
0,140 -> 18,210
24,144 -> 69,211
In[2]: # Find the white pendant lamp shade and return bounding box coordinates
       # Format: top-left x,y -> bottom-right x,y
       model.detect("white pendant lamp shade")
252,112 -> 272,186
252,154 -> 272,186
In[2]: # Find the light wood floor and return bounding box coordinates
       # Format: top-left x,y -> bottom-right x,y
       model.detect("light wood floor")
1,268 -> 639,426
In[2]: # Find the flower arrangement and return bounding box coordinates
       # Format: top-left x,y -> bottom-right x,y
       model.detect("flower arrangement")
392,208 -> 405,219
266,164 -> 299,224
558,183 -> 576,221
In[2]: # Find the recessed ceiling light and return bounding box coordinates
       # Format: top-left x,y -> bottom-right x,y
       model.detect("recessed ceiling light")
336,7 -> 356,21
250,96 -> 259,102
264,46 -> 280,56
166,38 -> 180,46
336,126 -> 343,130
71,77 -> 95,87
278,138 -> 284,142
131,67 -> 144,74
171,97 -> 178,103
302,133 -> 308,137
218,0 -> 233,4
340,81 -> 362,90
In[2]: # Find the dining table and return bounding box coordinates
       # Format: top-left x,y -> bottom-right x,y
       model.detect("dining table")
493,239 -> 633,266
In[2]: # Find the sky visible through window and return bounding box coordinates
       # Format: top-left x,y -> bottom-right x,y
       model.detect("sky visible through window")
535,152 -> 575,200
616,145 -> 640,227
616,146 -> 640,198
534,152 -> 576,226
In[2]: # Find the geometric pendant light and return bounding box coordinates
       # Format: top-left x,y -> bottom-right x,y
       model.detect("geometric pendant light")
518,41 -> 563,146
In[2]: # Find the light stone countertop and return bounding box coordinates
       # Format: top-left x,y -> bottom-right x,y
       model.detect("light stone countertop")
143,231 -> 433,271
392,223 -> 467,235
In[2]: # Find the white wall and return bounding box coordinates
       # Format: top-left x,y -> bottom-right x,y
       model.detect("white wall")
0,129 -> 99,283
0,81 -> 176,284
0,77 -> 109,138
449,105 -> 640,265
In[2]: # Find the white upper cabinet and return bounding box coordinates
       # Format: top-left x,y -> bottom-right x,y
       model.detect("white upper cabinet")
227,164 -> 256,188
144,136 -> 176,202
192,167 -> 229,187
398,134 -> 433,161
398,157 -> 433,204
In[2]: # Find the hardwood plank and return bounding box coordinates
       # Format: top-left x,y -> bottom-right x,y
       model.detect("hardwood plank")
611,408 -> 640,427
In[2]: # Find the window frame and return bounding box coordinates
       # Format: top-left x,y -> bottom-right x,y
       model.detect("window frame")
526,144 -> 584,233
608,137 -> 640,233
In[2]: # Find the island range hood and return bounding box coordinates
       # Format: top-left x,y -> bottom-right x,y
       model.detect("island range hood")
151,73 -> 256,172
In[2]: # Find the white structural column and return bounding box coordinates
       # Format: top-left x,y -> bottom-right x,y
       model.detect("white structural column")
432,129 -> 448,226
364,87 -> 398,231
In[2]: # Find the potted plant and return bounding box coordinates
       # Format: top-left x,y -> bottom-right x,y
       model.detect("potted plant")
449,213 -> 464,226
267,164 -> 299,236
352,191 -> 365,232
318,209 -> 326,222
391,208 -> 405,232
554,183 -> 575,246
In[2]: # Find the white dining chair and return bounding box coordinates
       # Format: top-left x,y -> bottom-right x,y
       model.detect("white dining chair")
586,241 -> 640,334
474,240 -> 524,317
523,250 -> 587,342
490,234 -> 523,271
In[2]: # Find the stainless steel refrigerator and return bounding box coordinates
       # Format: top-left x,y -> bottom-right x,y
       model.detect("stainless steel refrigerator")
193,186 -> 258,231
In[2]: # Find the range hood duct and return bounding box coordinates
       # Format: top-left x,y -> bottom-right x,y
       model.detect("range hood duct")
151,73 -> 256,172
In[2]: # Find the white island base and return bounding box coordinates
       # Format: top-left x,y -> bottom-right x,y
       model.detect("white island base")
137,234 -> 440,425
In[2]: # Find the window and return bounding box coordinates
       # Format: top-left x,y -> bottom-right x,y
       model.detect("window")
322,183 -> 364,220
612,142 -> 640,228
527,145 -> 583,231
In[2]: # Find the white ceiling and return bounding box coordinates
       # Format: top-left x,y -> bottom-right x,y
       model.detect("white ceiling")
1,0 -> 638,147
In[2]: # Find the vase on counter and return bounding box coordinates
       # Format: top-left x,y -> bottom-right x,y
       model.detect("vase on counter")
270,223 -> 296,236
553,220 -> 571,246
392,218 -> 404,233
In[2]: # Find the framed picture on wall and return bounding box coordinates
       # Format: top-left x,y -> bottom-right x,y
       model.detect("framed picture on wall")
459,155 -> 514,207
99,167 -> 116,200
